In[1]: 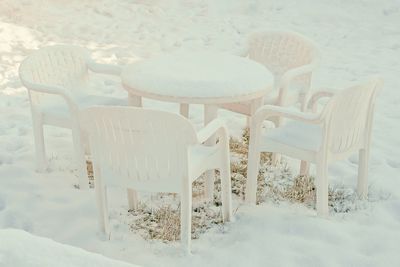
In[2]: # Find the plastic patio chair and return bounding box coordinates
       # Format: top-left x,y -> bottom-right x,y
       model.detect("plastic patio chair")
223,31 -> 320,169
245,77 -> 383,217
181,31 -> 319,126
19,45 -> 124,189
80,106 -> 233,252
221,31 -> 320,124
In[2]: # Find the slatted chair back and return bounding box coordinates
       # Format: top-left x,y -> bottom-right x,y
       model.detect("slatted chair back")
247,31 -> 318,87
322,78 -> 382,154
83,106 -> 198,191
19,45 -> 90,105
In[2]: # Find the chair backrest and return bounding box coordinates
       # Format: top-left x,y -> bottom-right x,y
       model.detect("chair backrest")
247,31 -> 318,86
81,106 -> 199,188
19,45 -> 90,92
322,78 -> 383,154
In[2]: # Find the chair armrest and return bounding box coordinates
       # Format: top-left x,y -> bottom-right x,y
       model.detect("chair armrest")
307,89 -> 336,112
197,118 -> 229,144
21,79 -> 77,111
87,60 -> 122,76
253,105 -> 322,126
278,60 -> 318,107
22,80 -> 73,102
279,63 -> 317,93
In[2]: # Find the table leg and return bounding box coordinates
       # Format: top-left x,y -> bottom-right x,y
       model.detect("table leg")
249,97 -> 263,126
127,92 -> 142,204
127,189 -> 138,211
204,104 -> 218,201
128,93 -> 142,107
180,103 -> 189,118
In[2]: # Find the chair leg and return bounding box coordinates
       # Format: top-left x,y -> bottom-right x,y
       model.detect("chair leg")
32,117 -> 47,171
71,123 -> 89,189
180,104 -> 189,118
245,152 -> 261,204
301,91 -> 311,112
180,183 -> 192,253
271,116 -> 282,165
220,148 -> 232,222
127,189 -> 138,211
245,125 -> 261,204
299,90 -> 312,177
357,148 -> 369,199
300,161 -> 310,176
246,116 -> 251,128
204,105 -> 218,200
94,171 -> 110,235
316,162 -> 329,217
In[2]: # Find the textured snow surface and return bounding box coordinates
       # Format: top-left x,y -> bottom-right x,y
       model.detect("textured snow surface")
0,229 -> 139,267
1,0 -> 400,266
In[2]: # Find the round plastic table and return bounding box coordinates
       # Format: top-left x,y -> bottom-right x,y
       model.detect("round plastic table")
122,51 -> 274,199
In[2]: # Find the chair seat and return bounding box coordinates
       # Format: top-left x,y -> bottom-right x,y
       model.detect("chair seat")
39,93 -> 128,119
262,120 -> 322,152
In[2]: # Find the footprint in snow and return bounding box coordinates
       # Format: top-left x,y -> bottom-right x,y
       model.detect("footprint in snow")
0,195 -> 6,212
0,210 -> 33,232
386,159 -> 400,169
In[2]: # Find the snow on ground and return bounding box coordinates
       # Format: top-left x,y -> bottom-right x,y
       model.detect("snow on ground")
0,229 -> 139,267
0,0 -> 400,266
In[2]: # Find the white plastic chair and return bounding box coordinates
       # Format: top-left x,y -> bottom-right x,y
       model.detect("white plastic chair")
221,31 -> 320,123
245,77 -> 383,217
80,106 -> 233,252
19,45 -> 124,189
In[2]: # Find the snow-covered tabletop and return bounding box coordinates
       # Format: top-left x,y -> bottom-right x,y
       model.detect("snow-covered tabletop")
122,52 -> 274,104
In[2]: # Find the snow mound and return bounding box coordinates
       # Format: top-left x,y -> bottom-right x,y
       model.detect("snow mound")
0,229 -> 139,267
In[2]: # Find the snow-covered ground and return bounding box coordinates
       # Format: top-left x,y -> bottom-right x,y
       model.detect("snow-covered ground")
0,229 -> 139,267
1,0 -> 400,266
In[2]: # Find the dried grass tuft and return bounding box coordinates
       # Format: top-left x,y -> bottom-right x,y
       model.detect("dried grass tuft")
277,175 -> 316,205
130,201 -> 223,241
262,172 -> 361,212
130,204 -> 181,241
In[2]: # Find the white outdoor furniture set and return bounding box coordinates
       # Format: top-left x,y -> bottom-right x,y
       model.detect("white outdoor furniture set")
19,31 -> 382,251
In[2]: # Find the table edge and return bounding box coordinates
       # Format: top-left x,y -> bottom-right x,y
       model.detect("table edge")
123,83 -> 273,105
